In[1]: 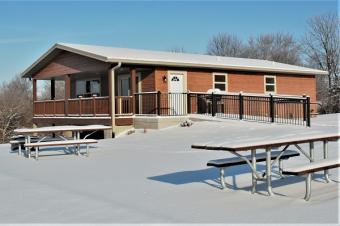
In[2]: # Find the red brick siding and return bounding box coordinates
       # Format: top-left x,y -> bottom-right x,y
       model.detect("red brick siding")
228,73 -> 264,93
154,68 -> 316,100
276,74 -> 317,113
154,68 -> 168,92
276,74 -> 316,101
141,70 -> 155,92
187,70 -> 212,92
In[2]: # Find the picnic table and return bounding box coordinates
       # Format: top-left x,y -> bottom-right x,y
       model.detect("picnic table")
14,125 -> 112,159
192,133 -> 340,196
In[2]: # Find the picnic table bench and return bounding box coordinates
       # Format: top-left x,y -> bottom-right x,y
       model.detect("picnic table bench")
25,139 -> 98,160
282,158 -> 340,201
192,133 -> 340,201
13,125 -> 111,160
207,150 -> 300,189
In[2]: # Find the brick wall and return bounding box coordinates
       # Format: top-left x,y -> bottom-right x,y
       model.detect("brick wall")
146,67 -> 316,105
276,74 -> 316,101
141,70 -> 155,92
228,73 -> 264,93
154,68 -> 168,92
187,70 -> 213,92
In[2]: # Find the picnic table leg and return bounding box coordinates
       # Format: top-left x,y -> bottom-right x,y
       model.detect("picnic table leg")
309,142 -> 314,161
219,168 -> 226,189
86,144 -> 89,157
304,173 -> 312,201
27,135 -> 31,159
323,141 -> 330,183
77,131 -> 80,155
266,148 -> 273,196
309,142 -> 314,180
73,132 -> 77,154
18,143 -> 22,156
278,159 -> 284,178
251,149 -> 257,194
35,146 -> 39,160
24,136 -> 27,157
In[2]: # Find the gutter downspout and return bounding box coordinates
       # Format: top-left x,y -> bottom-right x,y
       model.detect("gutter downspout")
109,62 -> 122,137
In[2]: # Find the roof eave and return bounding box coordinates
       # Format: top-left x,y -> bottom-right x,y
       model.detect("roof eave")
21,43 -> 109,78
21,43 -> 329,78
107,58 -> 329,76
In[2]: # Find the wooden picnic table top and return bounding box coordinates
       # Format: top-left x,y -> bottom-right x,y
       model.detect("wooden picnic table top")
14,125 -> 112,134
191,133 -> 340,152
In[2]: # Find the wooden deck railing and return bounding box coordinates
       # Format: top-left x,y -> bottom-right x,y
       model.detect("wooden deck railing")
34,96 -> 110,117
33,92 -> 311,126
115,96 -> 133,116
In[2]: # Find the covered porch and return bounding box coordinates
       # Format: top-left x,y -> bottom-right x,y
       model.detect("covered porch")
32,62 -> 154,127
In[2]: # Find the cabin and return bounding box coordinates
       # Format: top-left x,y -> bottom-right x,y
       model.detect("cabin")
21,43 -> 327,137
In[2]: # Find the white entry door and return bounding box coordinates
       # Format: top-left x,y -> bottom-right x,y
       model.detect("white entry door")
168,71 -> 187,115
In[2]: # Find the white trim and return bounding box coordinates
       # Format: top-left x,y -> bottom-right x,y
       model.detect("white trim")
21,43 -> 328,78
264,75 -> 277,94
137,72 -> 142,93
213,73 -> 228,92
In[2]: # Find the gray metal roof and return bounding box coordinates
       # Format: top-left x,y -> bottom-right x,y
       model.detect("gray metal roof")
22,43 -> 328,77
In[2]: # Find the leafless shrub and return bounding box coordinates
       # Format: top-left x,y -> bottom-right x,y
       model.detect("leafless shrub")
0,75 -> 32,143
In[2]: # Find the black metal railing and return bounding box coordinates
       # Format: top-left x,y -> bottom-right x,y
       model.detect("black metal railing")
135,92 -> 187,116
134,92 -> 311,126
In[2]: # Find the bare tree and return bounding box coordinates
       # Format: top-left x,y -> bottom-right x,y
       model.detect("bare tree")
242,32 -> 301,65
40,80 -> 65,100
0,75 -> 32,143
302,12 -> 339,88
207,33 -> 244,57
302,12 -> 339,113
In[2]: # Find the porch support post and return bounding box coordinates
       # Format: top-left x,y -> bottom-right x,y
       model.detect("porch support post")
51,79 -> 55,100
108,67 -> 116,129
64,75 -> 71,116
130,67 -> 136,114
32,79 -> 37,117
32,79 -> 37,102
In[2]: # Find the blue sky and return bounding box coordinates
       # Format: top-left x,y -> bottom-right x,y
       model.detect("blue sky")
0,0 -> 337,82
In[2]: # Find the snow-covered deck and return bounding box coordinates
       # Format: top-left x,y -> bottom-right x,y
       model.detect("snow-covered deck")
0,114 -> 339,223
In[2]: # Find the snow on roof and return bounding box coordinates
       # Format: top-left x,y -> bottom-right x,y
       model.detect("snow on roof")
22,42 -> 328,77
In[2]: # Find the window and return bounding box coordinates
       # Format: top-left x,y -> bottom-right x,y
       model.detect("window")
264,75 -> 276,93
76,79 -> 101,97
213,73 -> 228,91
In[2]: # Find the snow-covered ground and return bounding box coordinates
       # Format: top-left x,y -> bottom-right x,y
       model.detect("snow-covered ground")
0,114 -> 339,223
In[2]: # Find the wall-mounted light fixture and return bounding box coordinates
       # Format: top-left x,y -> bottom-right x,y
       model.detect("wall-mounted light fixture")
162,75 -> 167,83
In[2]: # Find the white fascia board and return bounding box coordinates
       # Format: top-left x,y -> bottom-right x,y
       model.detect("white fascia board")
107,58 -> 328,76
